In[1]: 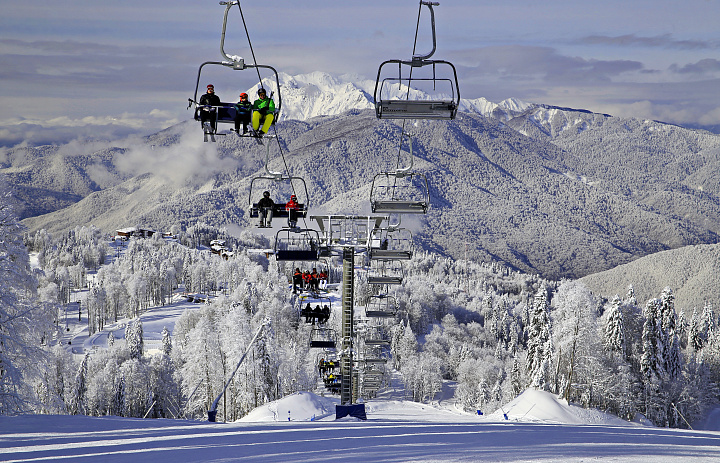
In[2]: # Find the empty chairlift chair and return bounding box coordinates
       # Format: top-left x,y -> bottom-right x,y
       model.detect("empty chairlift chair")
366,259 -> 404,286
369,227 -> 414,260
373,1 -> 459,121
364,294 -> 399,318
370,132 -> 429,214
310,327 -> 337,349
275,228 -> 320,261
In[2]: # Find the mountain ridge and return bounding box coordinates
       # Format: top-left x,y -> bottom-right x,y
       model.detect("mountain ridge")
14,103 -> 720,279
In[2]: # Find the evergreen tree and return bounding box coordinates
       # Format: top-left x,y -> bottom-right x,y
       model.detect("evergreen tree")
161,326 -> 172,356
126,318 -> 144,361
660,288 -> 681,380
688,308 -> 703,351
641,299 -> 663,380
526,286 -> 551,390
69,353 -> 89,415
604,295 -> 626,358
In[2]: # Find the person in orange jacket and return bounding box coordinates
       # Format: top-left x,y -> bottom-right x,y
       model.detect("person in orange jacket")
292,268 -> 302,294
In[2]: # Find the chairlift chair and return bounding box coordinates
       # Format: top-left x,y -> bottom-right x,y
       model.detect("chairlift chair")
298,294 -> 332,324
310,327 -> 337,349
370,132 -> 430,214
373,1 -> 459,120
365,293 -> 399,318
188,1 -> 282,141
274,228 -> 320,261
248,163 -> 310,227
369,227 -> 414,260
366,259 -> 404,285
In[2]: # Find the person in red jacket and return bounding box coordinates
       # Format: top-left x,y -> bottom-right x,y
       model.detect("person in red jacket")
286,194 -> 300,228
302,270 -> 311,291
318,269 -> 328,290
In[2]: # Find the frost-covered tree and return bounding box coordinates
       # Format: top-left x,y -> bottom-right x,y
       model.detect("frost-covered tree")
641,298 -> 664,381
126,318 -> 144,361
161,326 -> 172,356
69,353 -> 89,415
0,176 -> 53,414
526,286 -> 551,390
688,308 -> 703,351
550,281 -> 599,401
604,295 -> 626,358
659,288 -> 681,380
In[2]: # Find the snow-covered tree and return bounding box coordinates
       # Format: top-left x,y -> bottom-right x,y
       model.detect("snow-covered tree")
161,326 -> 172,356
126,318 -> 144,361
604,295 -> 626,358
550,281 -> 600,402
0,176 -> 53,414
526,286 -> 551,390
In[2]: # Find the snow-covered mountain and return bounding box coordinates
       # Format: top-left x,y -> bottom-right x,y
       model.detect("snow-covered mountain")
6,71 -> 720,279
251,71 -> 565,135
13,105 -> 720,280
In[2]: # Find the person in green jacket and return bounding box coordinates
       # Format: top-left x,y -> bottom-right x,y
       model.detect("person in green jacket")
251,88 -> 276,137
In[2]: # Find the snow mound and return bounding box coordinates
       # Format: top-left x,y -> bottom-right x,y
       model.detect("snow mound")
238,391 -> 338,422
488,389 -> 633,426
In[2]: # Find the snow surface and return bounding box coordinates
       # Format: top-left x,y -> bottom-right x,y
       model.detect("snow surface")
3,389 -> 720,462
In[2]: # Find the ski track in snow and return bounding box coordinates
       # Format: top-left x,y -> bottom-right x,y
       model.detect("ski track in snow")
2,415 -> 720,462
4,390 -> 720,463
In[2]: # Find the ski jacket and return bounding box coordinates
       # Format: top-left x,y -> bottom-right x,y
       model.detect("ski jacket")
285,199 -> 300,211
234,100 -> 252,113
199,92 -> 221,107
253,97 -> 275,114
257,197 -> 274,208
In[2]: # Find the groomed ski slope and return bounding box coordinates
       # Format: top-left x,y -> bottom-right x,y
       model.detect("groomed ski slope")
3,389 -> 720,462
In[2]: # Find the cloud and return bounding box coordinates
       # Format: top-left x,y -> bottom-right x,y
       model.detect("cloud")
452,45 -> 643,85
113,125 -> 242,187
671,59 -> 720,75
580,34 -> 718,50
0,112 -> 182,148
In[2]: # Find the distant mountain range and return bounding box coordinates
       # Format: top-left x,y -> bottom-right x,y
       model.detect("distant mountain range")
6,72 -> 720,281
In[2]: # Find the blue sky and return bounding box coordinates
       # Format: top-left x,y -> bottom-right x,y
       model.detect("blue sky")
1,0 -> 719,146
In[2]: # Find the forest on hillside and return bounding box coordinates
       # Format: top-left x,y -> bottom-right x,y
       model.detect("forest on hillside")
3,182 -> 720,427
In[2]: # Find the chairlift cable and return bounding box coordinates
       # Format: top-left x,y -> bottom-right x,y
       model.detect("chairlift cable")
392,2 -> 425,183
233,3 -> 304,223
234,2 -> 263,86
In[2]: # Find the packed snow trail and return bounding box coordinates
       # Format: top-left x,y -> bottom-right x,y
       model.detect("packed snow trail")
3,413 -> 720,463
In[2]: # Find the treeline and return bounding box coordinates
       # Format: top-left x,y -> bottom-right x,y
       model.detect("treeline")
388,255 -> 720,427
